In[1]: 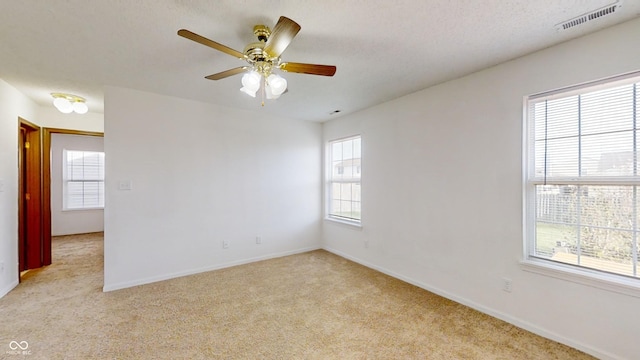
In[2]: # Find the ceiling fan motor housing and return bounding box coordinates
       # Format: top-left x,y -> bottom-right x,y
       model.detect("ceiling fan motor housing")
244,42 -> 267,61
244,23 -> 284,77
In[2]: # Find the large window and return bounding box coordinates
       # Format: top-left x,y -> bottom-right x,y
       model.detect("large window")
63,150 -> 105,210
328,136 -> 361,223
525,72 -> 640,287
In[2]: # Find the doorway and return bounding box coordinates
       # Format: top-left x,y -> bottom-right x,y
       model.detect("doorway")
42,128 -> 104,238
16,123 -> 104,280
18,118 -> 44,273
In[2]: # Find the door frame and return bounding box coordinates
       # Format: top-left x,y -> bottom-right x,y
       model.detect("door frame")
42,128 -> 104,264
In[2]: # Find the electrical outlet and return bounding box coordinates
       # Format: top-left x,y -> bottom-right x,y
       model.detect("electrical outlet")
256,236 -> 261,245
502,278 -> 512,293
222,240 -> 229,249
364,240 -> 369,248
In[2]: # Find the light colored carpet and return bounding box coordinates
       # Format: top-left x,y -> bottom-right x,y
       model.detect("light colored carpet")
0,233 -> 593,359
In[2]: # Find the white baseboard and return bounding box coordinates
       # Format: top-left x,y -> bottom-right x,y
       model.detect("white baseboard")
322,246 -> 620,360
0,279 -> 19,299
103,246 -> 321,292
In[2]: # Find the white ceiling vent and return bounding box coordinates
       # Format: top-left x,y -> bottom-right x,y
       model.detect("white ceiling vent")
555,1 -> 623,31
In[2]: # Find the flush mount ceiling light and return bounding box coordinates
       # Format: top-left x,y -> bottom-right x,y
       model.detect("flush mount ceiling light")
178,16 -> 336,106
51,93 -> 88,114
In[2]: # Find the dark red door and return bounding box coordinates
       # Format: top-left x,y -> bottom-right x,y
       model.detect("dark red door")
19,120 -> 43,272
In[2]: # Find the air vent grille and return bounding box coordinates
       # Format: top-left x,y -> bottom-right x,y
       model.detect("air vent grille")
556,1 -> 622,31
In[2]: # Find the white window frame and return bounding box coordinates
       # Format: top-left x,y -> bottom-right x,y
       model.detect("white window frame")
522,70 -> 640,298
63,149 -> 105,211
326,135 -> 362,226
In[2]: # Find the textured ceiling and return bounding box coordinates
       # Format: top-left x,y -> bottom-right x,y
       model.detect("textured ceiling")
1,1 -> 639,122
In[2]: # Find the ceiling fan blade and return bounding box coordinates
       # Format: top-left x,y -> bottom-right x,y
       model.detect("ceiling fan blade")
178,29 -> 245,59
205,67 -> 249,80
280,62 -> 337,77
263,17 -> 301,58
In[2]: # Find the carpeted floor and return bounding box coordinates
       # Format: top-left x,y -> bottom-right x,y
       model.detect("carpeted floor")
0,233 -> 593,359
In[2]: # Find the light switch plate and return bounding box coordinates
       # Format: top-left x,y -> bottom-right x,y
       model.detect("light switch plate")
118,180 -> 133,191
0,179 -> 4,192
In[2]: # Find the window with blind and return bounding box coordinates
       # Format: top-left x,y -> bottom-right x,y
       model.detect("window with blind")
328,136 -> 361,224
63,150 -> 105,210
525,72 -> 640,285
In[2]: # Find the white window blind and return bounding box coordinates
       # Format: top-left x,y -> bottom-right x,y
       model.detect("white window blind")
63,150 -> 105,210
328,136 -> 361,223
526,72 -> 640,280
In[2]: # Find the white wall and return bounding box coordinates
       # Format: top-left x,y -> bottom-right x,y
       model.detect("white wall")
322,18 -> 640,360
0,79 -> 38,298
36,107 -> 104,133
103,86 -> 322,291
51,134 -> 105,236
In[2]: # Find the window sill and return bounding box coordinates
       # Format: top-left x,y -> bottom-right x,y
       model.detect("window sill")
520,258 -> 640,298
325,217 -> 362,229
62,207 -> 104,212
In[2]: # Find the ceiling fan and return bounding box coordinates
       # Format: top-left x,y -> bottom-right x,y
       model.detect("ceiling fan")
178,16 -> 336,104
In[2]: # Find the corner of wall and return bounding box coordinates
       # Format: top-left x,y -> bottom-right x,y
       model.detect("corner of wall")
0,78 -> 39,298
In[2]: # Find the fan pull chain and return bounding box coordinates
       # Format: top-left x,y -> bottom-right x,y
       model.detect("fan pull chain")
261,75 -> 266,107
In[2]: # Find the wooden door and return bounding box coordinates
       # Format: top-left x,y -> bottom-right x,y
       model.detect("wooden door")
18,119 -> 43,272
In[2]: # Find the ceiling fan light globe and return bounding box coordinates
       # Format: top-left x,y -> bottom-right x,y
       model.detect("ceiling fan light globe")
265,85 -> 281,100
73,101 -> 89,114
267,74 -> 287,96
240,86 -> 257,97
53,97 -> 73,113
241,71 -> 261,91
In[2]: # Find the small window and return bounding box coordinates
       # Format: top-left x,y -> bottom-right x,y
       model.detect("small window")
524,71 -> 640,288
63,150 -> 105,210
327,136 -> 361,224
